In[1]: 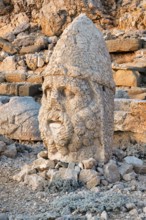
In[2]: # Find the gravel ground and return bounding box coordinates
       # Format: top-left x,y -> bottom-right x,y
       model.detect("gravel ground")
0,143 -> 146,220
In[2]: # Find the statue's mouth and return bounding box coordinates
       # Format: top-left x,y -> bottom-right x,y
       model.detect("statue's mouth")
48,120 -> 63,140
48,119 -> 62,124
49,121 -> 62,132
44,112 -> 73,149
47,120 -> 69,147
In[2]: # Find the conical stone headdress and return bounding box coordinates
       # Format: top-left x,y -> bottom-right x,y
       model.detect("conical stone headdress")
44,14 -> 115,91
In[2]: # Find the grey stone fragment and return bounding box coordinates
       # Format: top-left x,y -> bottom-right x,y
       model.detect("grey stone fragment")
123,172 -> 137,181
82,158 -> 97,169
0,141 -> 6,153
104,160 -> 120,183
60,168 -> 79,182
134,164 -> 146,174
79,169 -> 99,184
113,148 -> 126,161
0,96 -> 10,104
2,143 -> 17,158
115,89 -> 129,99
124,156 -> 143,166
118,163 -> 133,176
0,96 -> 41,141
68,162 -> 76,169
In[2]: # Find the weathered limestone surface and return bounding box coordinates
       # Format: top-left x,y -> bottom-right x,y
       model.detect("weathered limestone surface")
0,12 -> 30,39
0,82 -> 41,97
113,70 -> 141,87
39,0 -> 115,37
116,0 -> 146,30
0,96 -> 41,141
114,99 -> 146,134
106,39 -> 142,53
39,14 -> 115,163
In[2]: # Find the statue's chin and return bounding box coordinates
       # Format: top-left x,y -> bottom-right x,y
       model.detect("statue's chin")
39,110 -> 74,155
41,120 -> 71,155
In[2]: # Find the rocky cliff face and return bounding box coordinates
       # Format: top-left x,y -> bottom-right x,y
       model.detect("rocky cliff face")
0,0 -> 116,39
0,0 -> 146,39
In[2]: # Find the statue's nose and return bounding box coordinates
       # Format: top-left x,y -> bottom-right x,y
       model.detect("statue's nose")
50,89 -> 61,108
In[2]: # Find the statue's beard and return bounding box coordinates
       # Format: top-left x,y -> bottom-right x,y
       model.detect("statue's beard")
39,108 -> 74,156
39,102 -> 101,157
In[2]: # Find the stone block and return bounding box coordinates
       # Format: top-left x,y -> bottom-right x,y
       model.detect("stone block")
124,156 -> 143,166
127,87 -> 146,100
118,163 -> 133,176
0,83 -> 19,95
79,169 -> 99,184
104,160 -> 120,183
0,37 -> 17,54
106,39 -> 142,53
20,45 -> 43,55
123,172 -> 136,181
25,54 -> 38,70
0,75 -> 5,83
114,99 -> 146,134
13,34 -> 35,48
37,150 -> 48,159
112,60 -> 146,73
110,52 -> 135,64
113,70 -> 141,87
5,72 -> 26,83
27,75 -> 43,84
0,12 -> 30,39
60,168 -> 79,181
86,176 -> 100,189
18,83 -> 41,96
82,158 -> 97,169
32,158 -> 55,171
0,56 -> 16,72
134,164 -> 146,174
3,42 -> 17,55
0,96 -> 41,141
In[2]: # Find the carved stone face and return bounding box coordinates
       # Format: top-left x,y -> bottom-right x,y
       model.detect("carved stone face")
39,75 -> 102,161
39,14 -> 115,163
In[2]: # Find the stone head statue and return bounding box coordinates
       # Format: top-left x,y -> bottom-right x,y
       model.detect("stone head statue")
39,14 -> 115,163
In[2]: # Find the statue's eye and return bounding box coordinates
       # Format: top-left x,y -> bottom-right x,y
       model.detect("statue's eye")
44,87 -> 51,97
59,88 -> 75,99
65,90 -> 75,99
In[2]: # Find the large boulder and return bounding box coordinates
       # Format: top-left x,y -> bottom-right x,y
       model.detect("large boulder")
0,96 -> 41,141
39,0 -> 116,36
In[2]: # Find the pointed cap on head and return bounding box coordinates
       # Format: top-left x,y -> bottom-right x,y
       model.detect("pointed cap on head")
44,14 -> 115,90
